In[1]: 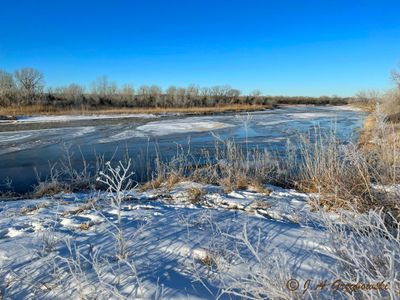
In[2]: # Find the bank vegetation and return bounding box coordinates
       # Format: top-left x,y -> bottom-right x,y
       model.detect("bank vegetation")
0,67 -> 348,116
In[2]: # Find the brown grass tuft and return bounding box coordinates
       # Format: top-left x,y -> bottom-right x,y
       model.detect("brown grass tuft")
62,199 -> 96,217
33,181 -> 68,198
186,187 -> 206,204
20,202 -> 50,214
79,221 -> 94,230
165,173 -> 184,189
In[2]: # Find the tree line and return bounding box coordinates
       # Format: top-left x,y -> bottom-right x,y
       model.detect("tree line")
0,67 -> 348,108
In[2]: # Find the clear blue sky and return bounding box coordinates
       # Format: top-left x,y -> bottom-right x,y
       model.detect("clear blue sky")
1,0 -> 399,96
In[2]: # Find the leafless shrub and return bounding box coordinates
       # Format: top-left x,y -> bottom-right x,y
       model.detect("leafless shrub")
37,230 -> 59,256
96,159 -> 136,260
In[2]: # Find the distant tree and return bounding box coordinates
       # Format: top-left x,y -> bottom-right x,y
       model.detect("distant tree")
0,70 -> 15,91
61,84 -> 85,104
354,90 -> 382,104
14,68 -> 44,100
391,64 -> 400,90
227,88 -> 241,97
121,84 -> 135,96
250,89 -> 262,97
149,85 -> 162,107
0,70 -> 16,105
91,76 -> 118,96
186,84 -> 199,98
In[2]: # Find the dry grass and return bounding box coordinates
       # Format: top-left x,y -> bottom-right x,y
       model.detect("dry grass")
79,221 -> 95,230
286,104 -> 399,215
247,181 -> 271,194
358,114 -> 376,148
186,187 -> 206,204
294,132 -> 376,212
20,202 -> 50,215
164,173 -> 185,189
348,102 -> 376,112
62,199 -> 97,217
138,172 -> 184,191
33,181 -> 69,198
218,176 -> 270,194
359,106 -> 400,185
0,104 -> 270,117
138,178 -> 163,192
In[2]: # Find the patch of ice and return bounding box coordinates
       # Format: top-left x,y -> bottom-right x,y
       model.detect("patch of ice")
287,112 -> 337,119
257,120 -> 290,126
0,133 -> 32,143
98,119 -> 234,142
16,114 -> 158,123
137,120 -> 234,136
97,129 -> 146,143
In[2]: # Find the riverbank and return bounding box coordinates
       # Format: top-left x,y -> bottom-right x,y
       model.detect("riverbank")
0,104 -> 271,119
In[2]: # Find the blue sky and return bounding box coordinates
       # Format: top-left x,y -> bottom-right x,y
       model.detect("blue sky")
1,0 -> 399,96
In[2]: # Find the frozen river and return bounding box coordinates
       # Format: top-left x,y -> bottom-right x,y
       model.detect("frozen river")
0,105 -> 365,193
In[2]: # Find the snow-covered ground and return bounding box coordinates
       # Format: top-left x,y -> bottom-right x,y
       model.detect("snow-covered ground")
1,179 -> 399,299
0,182 -> 339,299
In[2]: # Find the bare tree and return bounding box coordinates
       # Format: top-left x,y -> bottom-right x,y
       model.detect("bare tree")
56,84 -> 85,105
14,68 -> 44,100
0,70 -> 16,105
91,76 -> 118,96
121,84 -> 135,96
250,89 -> 262,97
354,89 -> 382,104
391,64 -> 400,90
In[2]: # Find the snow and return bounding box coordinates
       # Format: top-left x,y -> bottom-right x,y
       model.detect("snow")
14,114 -> 158,123
135,120 -> 234,136
0,182 -> 336,299
286,112 -> 338,119
97,119 -> 234,142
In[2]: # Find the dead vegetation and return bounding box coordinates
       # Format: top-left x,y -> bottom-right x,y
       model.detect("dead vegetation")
20,202 -> 50,215
33,180 -> 69,198
290,91 -> 399,215
0,103 -> 270,117
62,199 -> 97,217
186,187 -> 206,204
